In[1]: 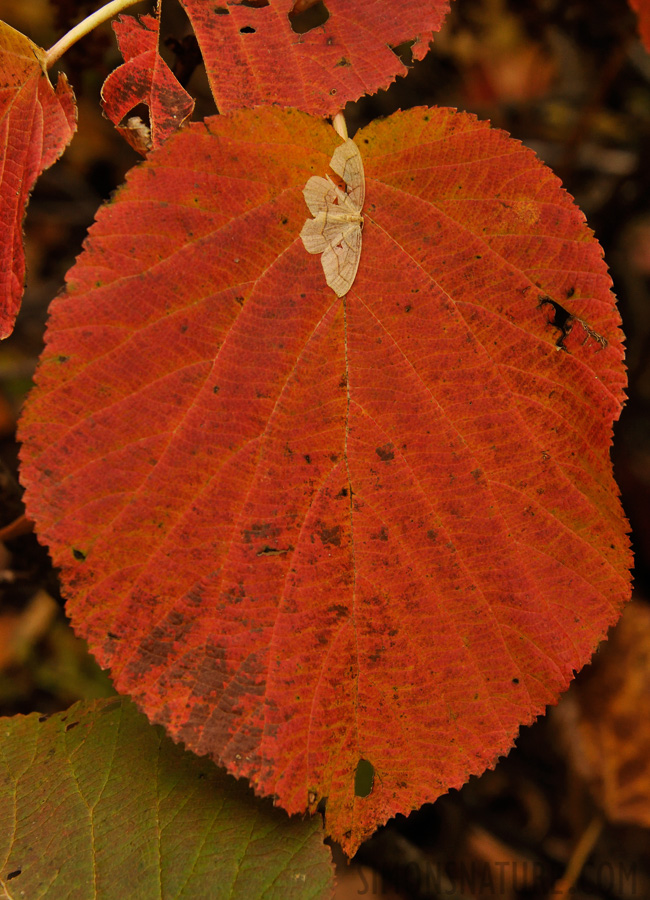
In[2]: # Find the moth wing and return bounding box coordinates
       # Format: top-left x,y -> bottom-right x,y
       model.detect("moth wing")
321,222 -> 362,297
330,139 -> 365,210
302,174 -> 349,217
300,214 -> 330,254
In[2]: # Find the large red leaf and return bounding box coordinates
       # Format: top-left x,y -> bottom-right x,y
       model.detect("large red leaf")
630,0 -> 650,51
101,11 -> 194,155
18,107 -> 631,854
0,22 -> 76,339
181,0 -> 449,116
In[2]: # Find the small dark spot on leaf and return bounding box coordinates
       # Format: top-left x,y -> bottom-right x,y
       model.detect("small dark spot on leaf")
335,57 -> 351,67
56,355 -> 69,363
280,216 -> 288,225
65,721 -> 79,732
180,323 -> 188,333
566,286 -> 575,298
198,772 -> 207,779
107,632 -> 119,641
240,25 -> 256,33
6,869 -> 21,880
215,6 -> 229,14
329,88 -> 337,95
72,548 -> 86,561
354,758 -> 375,797
405,305 -> 412,313
427,529 -> 438,541
289,0 -> 329,34
38,715 -> 49,722
243,522 -> 277,544
372,526 -> 388,541
304,454 -> 311,464
257,545 -> 292,556
375,443 -> 395,462
240,0 -> 269,6
337,487 -> 348,498
213,385 -> 220,394
512,677 -> 520,684
319,525 -> 342,546
327,603 -> 350,619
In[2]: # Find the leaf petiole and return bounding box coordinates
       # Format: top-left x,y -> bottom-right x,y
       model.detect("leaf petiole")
332,112 -> 348,141
44,0 -> 148,68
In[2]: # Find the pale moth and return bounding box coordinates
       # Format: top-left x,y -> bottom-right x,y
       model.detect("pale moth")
300,132 -> 365,297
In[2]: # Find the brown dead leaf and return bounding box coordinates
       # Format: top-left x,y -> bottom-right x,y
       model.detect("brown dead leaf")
555,600 -> 650,827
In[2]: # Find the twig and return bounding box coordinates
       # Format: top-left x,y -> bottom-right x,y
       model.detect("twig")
44,0 -> 148,68
550,815 -> 604,899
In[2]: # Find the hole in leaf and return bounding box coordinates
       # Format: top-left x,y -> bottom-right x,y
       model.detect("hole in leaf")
72,548 -> 86,561
214,6 -> 229,13
289,0 -> 329,34
354,758 -> 375,797
538,295 -> 572,350
240,25 -> 256,33
239,0 -> 269,6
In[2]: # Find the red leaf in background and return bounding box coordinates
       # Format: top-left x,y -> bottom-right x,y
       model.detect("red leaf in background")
18,107 -> 631,854
181,0 -> 449,116
101,10 -> 194,155
630,0 -> 650,51
0,21 -> 75,339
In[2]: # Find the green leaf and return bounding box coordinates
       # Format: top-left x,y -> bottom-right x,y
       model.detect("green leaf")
0,698 -> 334,899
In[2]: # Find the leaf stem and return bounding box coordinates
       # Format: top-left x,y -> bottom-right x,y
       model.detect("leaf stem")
332,112 -> 348,141
44,0 -> 147,68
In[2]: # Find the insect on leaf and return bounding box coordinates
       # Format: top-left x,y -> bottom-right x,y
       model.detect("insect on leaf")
301,138 -> 365,296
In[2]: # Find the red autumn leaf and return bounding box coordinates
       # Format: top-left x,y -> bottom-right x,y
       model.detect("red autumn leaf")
180,0 -> 450,116
0,21 -> 76,339
101,10 -> 194,155
630,0 -> 650,51
19,107 -> 631,854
